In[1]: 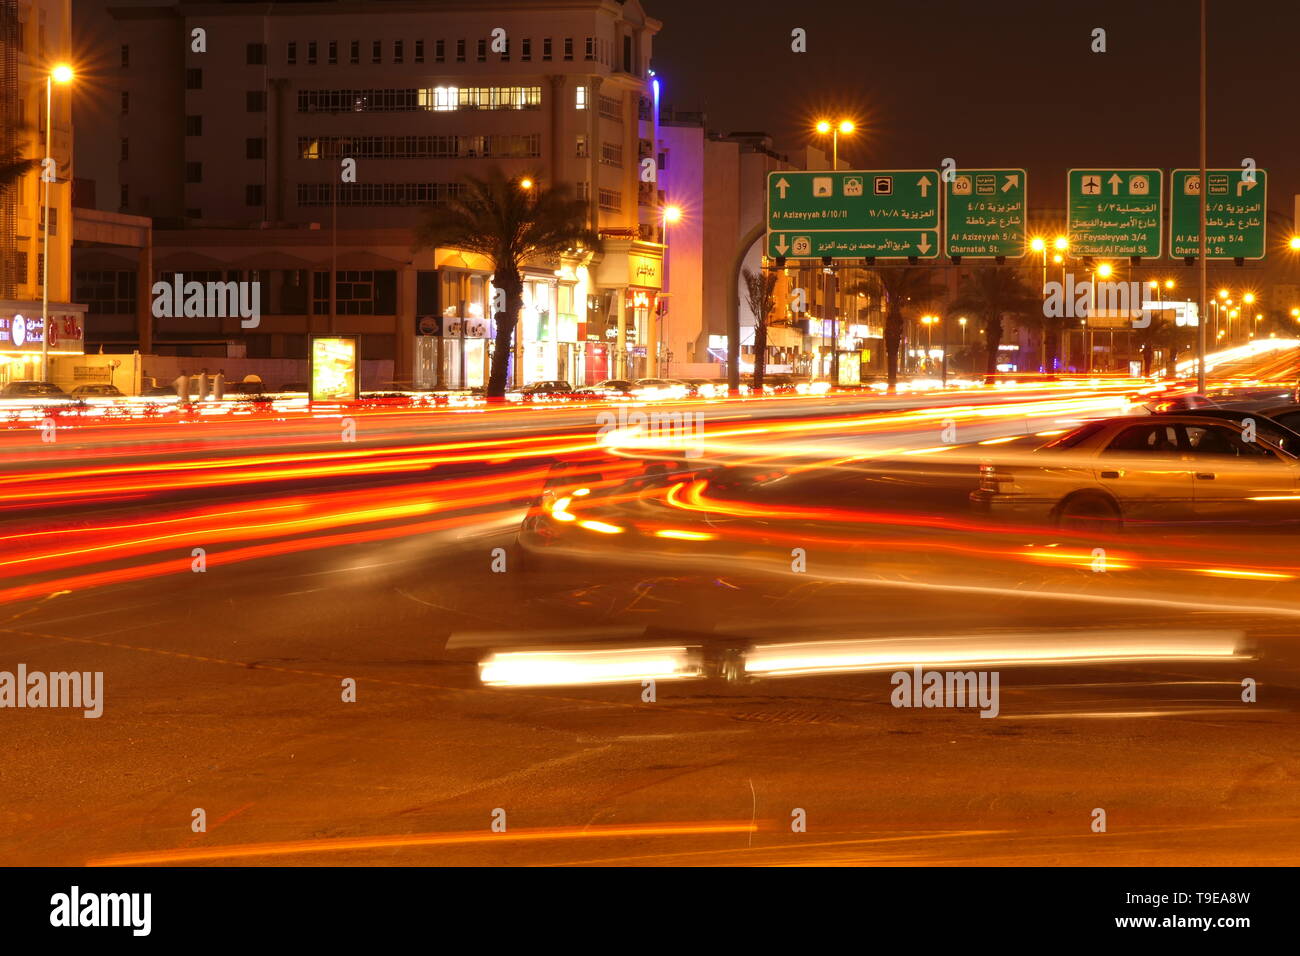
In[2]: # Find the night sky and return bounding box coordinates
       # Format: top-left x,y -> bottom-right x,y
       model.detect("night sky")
647,0 -> 1300,219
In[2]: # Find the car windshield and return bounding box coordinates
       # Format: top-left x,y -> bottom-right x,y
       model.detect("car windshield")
1040,420 -> 1109,450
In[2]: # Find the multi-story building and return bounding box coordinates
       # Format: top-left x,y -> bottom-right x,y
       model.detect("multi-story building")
76,0 -> 663,388
1,0 -> 86,385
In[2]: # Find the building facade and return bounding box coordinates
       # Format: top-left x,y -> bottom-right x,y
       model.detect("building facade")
1,0 -> 86,386
76,0 -> 663,388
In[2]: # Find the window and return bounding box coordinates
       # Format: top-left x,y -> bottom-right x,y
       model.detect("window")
298,133 -> 541,159
297,182 -> 465,207
563,37 -> 573,60
521,38 -> 531,61
575,134 -> 588,158
329,41 -> 338,65
37,253 -> 44,288
120,92 -> 129,114
185,162 -> 203,183
119,185 -> 128,209
576,181 -> 589,200
372,40 -> 381,64
39,206 -> 58,235
584,36 -> 595,60
476,39 -> 486,62
435,39 -> 445,62
298,86 -> 543,113
394,40 -> 403,63
75,270 -> 138,315
246,184 -> 264,207
575,85 -> 586,109
287,41 -> 297,65
622,35 -> 634,73
246,90 -> 267,112
350,40 -> 360,64
308,41 -> 317,65
246,137 -> 265,159
246,42 -> 266,65
120,137 -> 128,161
186,115 -> 203,136
456,39 -> 466,62
598,188 -> 621,212
297,132 -> 538,158
120,44 -> 129,68
186,68 -> 202,90
599,142 -> 622,167
1104,424 -> 1179,454
415,40 -> 424,63
542,38 -> 552,61
1185,425 -> 1275,458
657,151 -> 667,171
598,94 -> 623,121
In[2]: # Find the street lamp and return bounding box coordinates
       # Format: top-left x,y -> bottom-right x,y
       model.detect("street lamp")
40,63 -> 74,382
958,316 -> 967,344
815,118 -> 854,170
1290,236 -> 1300,251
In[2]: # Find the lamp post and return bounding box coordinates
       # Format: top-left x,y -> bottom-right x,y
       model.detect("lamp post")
41,64 -> 74,382
1031,237 -> 1047,371
660,204 -> 681,376
815,119 -> 854,170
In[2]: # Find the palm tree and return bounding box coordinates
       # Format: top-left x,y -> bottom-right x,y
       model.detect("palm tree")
0,151 -> 37,189
742,266 -> 778,390
848,269 -> 946,391
946,267 -> 1040,381
413,167 -> 598,398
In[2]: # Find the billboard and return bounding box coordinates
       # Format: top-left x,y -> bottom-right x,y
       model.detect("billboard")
310,336 -> 358,401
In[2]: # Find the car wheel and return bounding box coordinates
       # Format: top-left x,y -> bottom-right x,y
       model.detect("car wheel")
1055,494 -> 1122,533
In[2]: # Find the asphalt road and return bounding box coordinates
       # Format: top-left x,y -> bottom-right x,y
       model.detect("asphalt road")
3,380 -> 1299,866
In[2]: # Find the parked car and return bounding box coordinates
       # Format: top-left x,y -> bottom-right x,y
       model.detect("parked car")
575,379 -> 634,397
516,380 -> 573,397
971,414 -> 1300,530
630,378 -> 688,399
0,381 -> 72,400
70,384 -> 124,398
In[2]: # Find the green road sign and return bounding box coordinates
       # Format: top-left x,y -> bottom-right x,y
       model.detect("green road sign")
1170,169 -> 1267,259
944,168 -> 1027,258
1067,168 -> 1163,258
766,169 -> 940,259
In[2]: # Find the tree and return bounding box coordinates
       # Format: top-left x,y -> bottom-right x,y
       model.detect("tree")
0,151 -> 38,189
413,167 -> 598,398
946,267 -> 1040,381
742,266 -> 778,390
848,269 -> 946,392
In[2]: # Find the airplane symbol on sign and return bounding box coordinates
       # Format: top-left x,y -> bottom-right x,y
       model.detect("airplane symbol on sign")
1082,175 -> 1102,194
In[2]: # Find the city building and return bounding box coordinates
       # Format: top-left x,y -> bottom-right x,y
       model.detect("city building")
74,0 -> 663,389
1,0 -> 86,386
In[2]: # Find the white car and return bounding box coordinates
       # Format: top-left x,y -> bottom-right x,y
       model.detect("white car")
971,414 -> 1300,530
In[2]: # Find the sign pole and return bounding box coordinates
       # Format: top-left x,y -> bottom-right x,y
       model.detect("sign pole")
1197,0 -> 1208,394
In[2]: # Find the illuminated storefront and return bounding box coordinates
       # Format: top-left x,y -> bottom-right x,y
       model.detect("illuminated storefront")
0,303 -> 87,385
593,239 -> 662,381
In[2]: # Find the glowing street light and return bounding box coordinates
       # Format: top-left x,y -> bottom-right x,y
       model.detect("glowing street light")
1053,236 -> 1069,252
814,118 -> 855,169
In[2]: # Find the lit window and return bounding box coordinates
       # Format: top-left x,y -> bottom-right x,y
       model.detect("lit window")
575,85 -> 586,110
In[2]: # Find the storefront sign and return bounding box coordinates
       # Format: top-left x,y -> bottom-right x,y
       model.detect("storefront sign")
627,254 -> 663,289
0,312 -> 84,352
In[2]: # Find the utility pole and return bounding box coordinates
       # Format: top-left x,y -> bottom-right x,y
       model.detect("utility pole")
1197,0 -> 1208,393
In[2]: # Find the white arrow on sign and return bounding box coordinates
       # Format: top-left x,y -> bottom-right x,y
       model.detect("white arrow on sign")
775,177 -> 790,199
917,234 -> 932,254
917,176 -> 932,197
1001,173 -> 1019,192
775,235 -> 789,255
1237,178 -> 1257,197
1107,173 -> 1123,194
